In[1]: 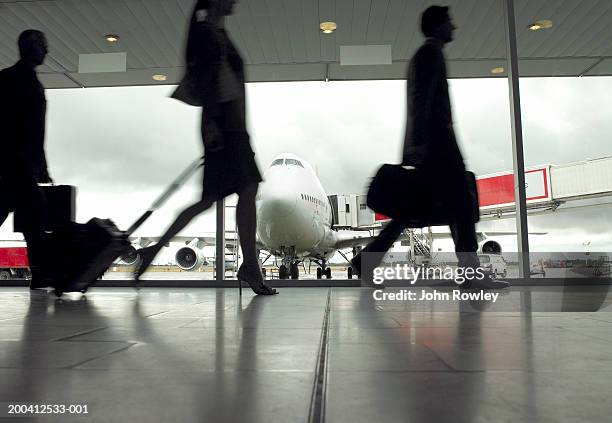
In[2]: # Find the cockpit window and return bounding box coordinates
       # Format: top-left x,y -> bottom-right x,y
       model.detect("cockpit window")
271,159 -> 284,166
285,159 -> 303,168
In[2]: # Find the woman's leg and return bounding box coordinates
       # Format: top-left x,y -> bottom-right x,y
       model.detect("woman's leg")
236,183 -> 277,295
158,199 -> 214,248
236,183 -> 258,267
135,199 -> 214,278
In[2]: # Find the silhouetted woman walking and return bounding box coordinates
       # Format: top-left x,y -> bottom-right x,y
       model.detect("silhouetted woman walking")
134,0 -> 277,295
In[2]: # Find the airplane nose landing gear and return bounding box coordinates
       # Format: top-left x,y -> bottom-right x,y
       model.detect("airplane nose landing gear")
315,260 -> 332,279
277,246 -> 300,280
279,257 -> 300,280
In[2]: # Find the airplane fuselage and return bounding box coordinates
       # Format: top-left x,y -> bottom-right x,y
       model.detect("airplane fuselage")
256,154 -> 337,261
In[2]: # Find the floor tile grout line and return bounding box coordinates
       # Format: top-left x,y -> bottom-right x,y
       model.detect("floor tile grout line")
50,326 -> 109,342
66,342 -> 138,369
307,288 -> 331,423
420,343 -> 459,372
145,311 -> 171,318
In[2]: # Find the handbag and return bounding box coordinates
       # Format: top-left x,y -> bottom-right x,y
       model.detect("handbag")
172,24 -> 237,107
367,164 -> 480,228
171,70 -> 202,107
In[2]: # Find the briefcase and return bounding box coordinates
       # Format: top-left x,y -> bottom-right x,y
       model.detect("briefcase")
366,164 -> 479,228
14,184 -> 76,232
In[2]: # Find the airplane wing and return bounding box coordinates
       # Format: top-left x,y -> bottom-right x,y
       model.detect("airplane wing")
129,236 -> 237,250
332,230 -> 412,251
334,229 -> 548,250
428,231 -> 546,241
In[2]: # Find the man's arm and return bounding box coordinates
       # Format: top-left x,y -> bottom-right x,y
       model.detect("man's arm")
403,44 -> 443,165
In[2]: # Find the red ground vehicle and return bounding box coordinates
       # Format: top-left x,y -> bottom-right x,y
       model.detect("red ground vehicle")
0,242 -> 31,280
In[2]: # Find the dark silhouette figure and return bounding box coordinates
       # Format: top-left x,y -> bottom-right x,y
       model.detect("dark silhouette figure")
0,30 -> 52,289
352,6 -> 508,289
134,0 -> 277,295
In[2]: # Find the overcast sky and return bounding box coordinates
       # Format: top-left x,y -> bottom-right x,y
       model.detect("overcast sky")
1,76 -> 611,256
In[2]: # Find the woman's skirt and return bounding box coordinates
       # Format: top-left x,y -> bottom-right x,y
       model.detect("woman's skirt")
201,131 -> 262,201
200,100 -> 262,201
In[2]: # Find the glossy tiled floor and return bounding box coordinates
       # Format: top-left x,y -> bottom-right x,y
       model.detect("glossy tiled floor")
1,286 -> 612,422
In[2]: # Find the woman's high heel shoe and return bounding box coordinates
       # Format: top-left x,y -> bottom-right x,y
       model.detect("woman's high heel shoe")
133,245 -> 160,282
237,264 -> 278,295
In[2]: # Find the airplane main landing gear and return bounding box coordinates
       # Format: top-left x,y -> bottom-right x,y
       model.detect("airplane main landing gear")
347,266 -> 353,279
290,262 -> 299,279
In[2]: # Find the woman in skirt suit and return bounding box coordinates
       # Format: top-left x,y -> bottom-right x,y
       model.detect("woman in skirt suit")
134,0 -> 277,295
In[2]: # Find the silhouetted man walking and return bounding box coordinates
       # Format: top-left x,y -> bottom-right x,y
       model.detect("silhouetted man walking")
353,6 -> 508,289
0,30 -> 52,289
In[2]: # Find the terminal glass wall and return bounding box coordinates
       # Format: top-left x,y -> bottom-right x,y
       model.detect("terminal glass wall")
516,0 -> 612,279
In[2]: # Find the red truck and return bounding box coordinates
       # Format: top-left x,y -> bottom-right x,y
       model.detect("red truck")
0,242 -> 31,280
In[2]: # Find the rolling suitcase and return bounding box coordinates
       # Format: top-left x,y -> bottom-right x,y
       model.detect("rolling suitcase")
52,157 -> 204,297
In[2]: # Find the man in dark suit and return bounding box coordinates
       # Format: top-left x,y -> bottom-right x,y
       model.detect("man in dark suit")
353,6 -> 508,289
0,30 -> 52,289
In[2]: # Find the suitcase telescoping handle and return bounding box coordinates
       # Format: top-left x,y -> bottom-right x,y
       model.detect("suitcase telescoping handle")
125,156 -> 205,236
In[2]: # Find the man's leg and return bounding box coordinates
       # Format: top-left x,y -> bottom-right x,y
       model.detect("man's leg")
0,208 -> 9,228
449,189 -> 509,289
15,181 -> 49,288
449,213 -> 479,270
352,219 -> 406,283
0,180 -> 12,228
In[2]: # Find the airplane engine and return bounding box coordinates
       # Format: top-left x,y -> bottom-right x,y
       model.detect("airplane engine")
175,246 -> 206,271
480,240 -> 502,254
119,245 -> 140,266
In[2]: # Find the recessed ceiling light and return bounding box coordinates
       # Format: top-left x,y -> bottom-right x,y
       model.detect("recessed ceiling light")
491,67 -> 505,74
105,34 -> 120,43
153,74 -> 167,81
320,22 -> 337,34
529,20 -> 553,31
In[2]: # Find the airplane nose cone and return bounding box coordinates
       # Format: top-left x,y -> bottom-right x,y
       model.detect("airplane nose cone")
258,189 -> 297,219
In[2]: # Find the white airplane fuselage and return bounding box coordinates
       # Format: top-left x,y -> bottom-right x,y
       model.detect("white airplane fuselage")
256,154 -> 337,261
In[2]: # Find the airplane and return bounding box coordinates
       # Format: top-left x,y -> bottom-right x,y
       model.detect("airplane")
256,153 -> 378,279
255,153 -> 528,280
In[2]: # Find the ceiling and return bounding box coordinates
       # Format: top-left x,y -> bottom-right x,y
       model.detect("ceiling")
0,0 -> 610,89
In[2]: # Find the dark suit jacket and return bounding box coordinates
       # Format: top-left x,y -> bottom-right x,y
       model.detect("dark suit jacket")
0,61 -> 49,181
0,60 -> 49,182
182,21 -> 245,121
402,38 -> 464,170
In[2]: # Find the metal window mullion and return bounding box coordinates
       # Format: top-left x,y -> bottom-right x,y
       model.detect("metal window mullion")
216,199 -> 225,283
504,0 -> 530,279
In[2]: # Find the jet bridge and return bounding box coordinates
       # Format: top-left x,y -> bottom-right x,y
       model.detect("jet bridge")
330,156 -> 612,228
478,156 -> 612,218
328,194 -> 374,229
